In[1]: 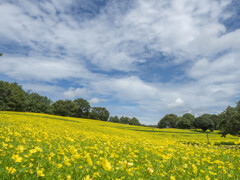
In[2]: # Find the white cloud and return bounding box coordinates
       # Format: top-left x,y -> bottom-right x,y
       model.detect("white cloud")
89,97 -> 107,104
0,0 -> 239,124
0,55 -> 94,81
63,87 -> 89,99
168,98 -> 185,108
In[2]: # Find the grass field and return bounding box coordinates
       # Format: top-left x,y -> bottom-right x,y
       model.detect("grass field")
0,111 -> 239,180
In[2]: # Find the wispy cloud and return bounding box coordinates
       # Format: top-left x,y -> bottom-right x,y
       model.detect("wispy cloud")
0,0 -> 239,124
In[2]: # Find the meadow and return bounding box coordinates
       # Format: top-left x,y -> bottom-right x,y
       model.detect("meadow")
0,111 -> 239,180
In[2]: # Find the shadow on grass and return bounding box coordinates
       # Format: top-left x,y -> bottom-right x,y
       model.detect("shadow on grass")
113,126 -> 208,135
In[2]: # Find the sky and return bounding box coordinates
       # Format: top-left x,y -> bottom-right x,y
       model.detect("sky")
0,0 -> 240,125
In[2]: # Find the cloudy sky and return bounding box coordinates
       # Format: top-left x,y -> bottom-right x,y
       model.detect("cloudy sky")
0,0 -> 240,124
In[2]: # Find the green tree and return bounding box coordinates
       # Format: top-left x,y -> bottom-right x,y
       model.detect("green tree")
90,107 -> 109,121
0,53 -> 3,56
109,116 -> 120,123
51,100 -> 78,117
26,91 -> 52,114
119,116 -> 131,124
129,117 -> 141,126
177,113 -> 195,129
158,114 -> 178,128
219,103 -> 240,137
0,81 -> 27,111
74,98 -> 90,118
194,114 -> 214,132
209,114 -> 220,130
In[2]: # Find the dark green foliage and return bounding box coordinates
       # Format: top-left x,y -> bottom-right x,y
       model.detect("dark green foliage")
0,81 -> 27,111
26,91 -> 52,114
74,98 -> 90,118
194,114 -> 214,132
177,113 -> 195,129
219,103 -> 240,137
209,114 -> 220,130
120,116 -> 131,124
129,117 -> 141,126
110,116 -> 140,126
51,100 -> 78,117
90,107 -> 109,121
109,116 -> 120,123
158,114 -> 178,128
0,53 -> 3,56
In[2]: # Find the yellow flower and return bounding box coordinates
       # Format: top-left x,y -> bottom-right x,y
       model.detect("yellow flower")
147,167 -> 154,175
170,175 -> 176,180
87,157 -> 93,166
29,163 -> 33,168
16,145 -> 25,153
66,175 -> 71,180
37,168 -> 45,177
12,154 -> 22,163
6,167 -> 16,174
57,164 -> 63,168
84,175 -> 91,180
101,158 -> 112,171
206,175 -> 210,180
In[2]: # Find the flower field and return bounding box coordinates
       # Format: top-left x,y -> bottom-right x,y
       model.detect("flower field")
0,112 -> 239,180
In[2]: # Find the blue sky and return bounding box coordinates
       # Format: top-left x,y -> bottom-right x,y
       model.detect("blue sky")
0,0 -> 240,124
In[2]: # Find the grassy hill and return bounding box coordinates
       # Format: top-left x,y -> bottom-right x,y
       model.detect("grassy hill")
0,111 -> 239,179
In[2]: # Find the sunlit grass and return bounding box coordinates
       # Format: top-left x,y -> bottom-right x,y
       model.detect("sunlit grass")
0,111 -> 239,179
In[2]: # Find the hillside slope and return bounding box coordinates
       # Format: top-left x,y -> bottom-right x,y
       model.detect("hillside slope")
0,112 -> 239,179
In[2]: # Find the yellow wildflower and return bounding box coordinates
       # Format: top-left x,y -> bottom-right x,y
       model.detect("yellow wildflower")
6,167 -> 16,174
101,158 -> 112,171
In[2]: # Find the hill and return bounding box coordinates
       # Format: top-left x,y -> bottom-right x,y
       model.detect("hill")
0,111 -> 239,179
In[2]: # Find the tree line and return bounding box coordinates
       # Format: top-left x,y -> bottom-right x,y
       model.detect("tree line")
0,80 -> 141,125
157,102 -> 240,137
0,80 -> 239,136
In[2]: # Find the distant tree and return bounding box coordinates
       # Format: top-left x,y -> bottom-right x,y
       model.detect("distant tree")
90,107 -> 109,121
26,91 -> 52,114
74,98 -> 90,118
0,81 -> 27,111
109,115 -> 120,123
120,116 -> 131,124
51,100 -> 78,117
129,117 -> 141,126
158,114 -> 178,128
219,103 -> 240,137
0,53 -> 3,56
209,114 -> 220,130
177,113 -> 195,129
194,114 -> 214,132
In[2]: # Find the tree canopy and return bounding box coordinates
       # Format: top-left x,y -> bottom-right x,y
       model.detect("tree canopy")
219,102 -> 240,137
90,107 -> 110,121
26,91 -> 52,114
194,114 -> 214,132
109,116 -> 120,123
0,81 -> 27,111
51,100 -> 78,117
177,113 -> 195,129
74,98 -> 90,118
158,114 -> 178,128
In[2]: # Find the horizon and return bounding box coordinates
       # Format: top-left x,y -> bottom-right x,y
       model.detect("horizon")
0,0 -> 240,125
